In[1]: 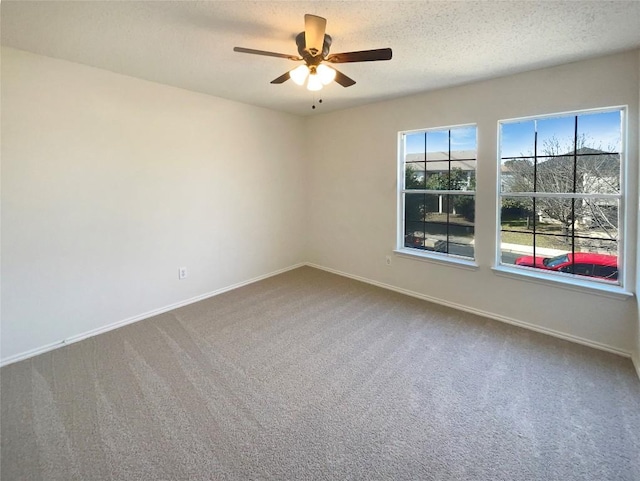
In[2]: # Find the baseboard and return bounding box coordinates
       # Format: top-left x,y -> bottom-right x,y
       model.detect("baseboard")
0,263 -> 306,367
3,261 -> 635,375
306,262 -> 633,360
633,353 -> 640,381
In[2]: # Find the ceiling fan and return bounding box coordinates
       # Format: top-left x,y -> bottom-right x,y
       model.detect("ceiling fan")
233,14 -> 392,91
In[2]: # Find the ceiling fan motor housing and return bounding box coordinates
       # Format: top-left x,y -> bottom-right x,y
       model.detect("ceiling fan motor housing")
296,32 -> 332,65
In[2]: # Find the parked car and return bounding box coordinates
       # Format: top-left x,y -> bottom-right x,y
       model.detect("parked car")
514,252 -> 618,280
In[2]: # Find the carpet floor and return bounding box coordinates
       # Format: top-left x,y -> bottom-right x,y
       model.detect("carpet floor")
1,266 -> 639,480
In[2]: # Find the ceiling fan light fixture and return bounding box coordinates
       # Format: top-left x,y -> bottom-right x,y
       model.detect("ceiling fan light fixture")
234,14 -> 392,91
290,64 -> 310,85
306,73 -> 323,91
316,64 -> 336,85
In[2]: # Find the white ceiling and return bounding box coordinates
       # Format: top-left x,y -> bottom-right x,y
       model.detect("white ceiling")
2,1 -> 640,117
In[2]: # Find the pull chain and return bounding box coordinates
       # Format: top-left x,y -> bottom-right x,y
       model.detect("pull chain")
311,95 -> 323,110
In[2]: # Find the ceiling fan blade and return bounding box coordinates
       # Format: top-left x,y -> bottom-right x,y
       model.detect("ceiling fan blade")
270,71 -> 291,84
326,48 -> 393,63
304,14 -> 327,57
333,68 -> 356,87
233,47 -> 302,61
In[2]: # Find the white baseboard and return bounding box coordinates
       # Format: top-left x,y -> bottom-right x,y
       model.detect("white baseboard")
0,263 -> 306,367
306,262 -> 634,360
633,353 -> 640,381
3,260 -> 636,381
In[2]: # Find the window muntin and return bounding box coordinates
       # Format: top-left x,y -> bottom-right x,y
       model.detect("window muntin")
400,125 -> 477,260
498,108 -> 624,286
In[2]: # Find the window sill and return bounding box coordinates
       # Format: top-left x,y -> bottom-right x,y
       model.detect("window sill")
492,265 -> 633,301
394,249 -> 479,271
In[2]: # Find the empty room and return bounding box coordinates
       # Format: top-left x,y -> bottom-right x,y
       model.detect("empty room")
1,1 -> 639,480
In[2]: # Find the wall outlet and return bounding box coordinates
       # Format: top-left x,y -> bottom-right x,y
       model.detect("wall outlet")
178,267 -> 188,280
385,255 -> 392,266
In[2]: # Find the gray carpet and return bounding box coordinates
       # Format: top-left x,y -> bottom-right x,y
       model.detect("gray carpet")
1,266 -> 639,480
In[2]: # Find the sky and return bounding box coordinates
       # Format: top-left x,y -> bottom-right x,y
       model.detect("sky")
500,110 -> 622,159
405,125 -> 476,154
403,110 -> 621,159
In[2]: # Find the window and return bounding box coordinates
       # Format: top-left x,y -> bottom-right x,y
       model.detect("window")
498,108 -> 624,287
398,125 -> 477,261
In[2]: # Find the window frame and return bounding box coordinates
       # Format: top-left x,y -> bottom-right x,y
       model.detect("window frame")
396,123 -> 478,267
494,106 -> 630,297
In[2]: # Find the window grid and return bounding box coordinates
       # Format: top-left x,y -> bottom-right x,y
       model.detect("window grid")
499,109 -> 623,285
401,126 -> 476,259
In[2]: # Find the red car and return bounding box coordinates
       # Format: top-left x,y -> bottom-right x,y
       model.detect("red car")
514,252 -> 618,280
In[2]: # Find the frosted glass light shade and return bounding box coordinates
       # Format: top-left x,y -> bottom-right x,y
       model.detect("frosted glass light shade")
317,64 -> 336,85
306,73 -> 323,91
290,65 -> 310,85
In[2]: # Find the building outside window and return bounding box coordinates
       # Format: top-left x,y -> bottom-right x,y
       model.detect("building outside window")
398,125 -> 477,260
498,108 -> 625,286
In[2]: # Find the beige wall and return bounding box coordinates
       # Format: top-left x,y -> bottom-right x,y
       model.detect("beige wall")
2,47 -> 639,367
307,50 -> 639,355
1,47 -> 307,361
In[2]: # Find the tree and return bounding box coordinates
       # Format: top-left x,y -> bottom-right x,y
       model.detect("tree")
404,167 -> 475,222
425,168 -> 471,191
426,169 -> 475,222
404,166 -> 424,223
502,135 -> 619,241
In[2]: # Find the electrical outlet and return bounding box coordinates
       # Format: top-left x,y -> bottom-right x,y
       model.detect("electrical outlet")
385,255 -> 392,266
178,267 -> 188,280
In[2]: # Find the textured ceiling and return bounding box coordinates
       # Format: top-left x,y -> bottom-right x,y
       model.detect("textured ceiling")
2,1 -> 640,117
